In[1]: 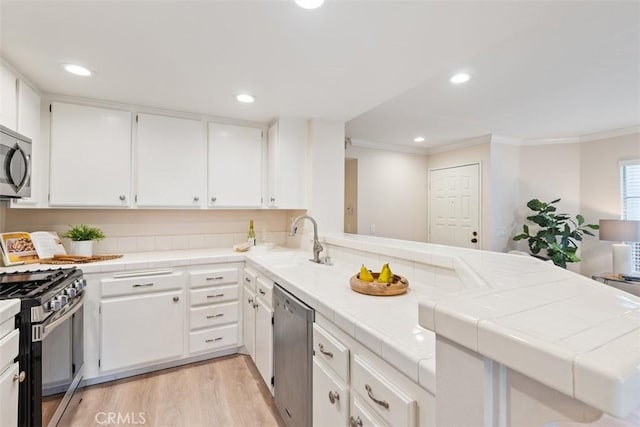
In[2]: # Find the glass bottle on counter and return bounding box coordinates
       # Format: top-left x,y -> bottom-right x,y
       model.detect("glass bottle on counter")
248,219 -> 256,246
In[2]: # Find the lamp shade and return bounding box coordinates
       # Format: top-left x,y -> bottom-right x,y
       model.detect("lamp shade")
599,219 -> 640,242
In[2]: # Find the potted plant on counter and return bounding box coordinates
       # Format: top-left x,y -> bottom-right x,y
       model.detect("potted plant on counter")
62,224 -> 105,257
513,198 -> 599,268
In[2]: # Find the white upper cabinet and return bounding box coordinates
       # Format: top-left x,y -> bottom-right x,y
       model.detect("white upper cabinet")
12,81 -> 42,206
267,119 -> 307,209
0,64 -> 18,131
208,123 -> 262,208
49,102 -> 132,207
135,113 -> 205,207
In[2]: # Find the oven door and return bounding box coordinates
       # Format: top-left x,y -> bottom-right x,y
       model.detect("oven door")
38,294 -> 84,427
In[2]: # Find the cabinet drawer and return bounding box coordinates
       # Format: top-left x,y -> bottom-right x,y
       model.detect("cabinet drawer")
189,324 -> 238,354
256,277 -> 273,306
190,302 -> 238,330
313,323 -> 349,382
0,329 -> 19,374
242,268 -> 257,292
190,285 -> 238,306
351,395 -> 389,427
352,354 -> 416,427
313,357 -> 349,427
102,271 -> 185,297
190,268 -> 238,288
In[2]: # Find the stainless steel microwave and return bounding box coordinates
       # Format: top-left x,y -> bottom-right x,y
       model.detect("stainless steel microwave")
0,124 -> 31,198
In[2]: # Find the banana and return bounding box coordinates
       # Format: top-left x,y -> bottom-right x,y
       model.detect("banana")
377,263 -> 394,283
359,264 -> 374,282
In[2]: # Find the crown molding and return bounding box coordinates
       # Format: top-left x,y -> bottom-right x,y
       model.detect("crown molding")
426,134 -> 492,154
519,136 -> 581,146
349,138 -> 429,155
579,126 -> 640,142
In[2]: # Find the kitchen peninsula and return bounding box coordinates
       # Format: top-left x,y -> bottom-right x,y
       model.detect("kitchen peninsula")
2,233 -> 638,426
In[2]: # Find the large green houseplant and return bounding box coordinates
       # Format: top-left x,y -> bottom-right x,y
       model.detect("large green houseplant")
513,198 -> 599,268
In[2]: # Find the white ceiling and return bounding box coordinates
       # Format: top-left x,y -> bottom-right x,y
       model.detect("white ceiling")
1,1 -> 639,148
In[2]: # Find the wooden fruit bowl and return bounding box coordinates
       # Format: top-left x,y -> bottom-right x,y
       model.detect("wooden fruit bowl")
349,272 -> 409,296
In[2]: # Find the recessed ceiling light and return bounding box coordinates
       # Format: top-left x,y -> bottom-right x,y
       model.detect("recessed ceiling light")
413,136 -> 425,143
295,0 -> 325,9
236,93 -> 255,104
63,64 -> 92,77
450,73 -> 471,84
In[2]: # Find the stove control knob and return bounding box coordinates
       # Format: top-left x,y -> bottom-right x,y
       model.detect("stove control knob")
50,298 -> 62,312
65,287 -> 77,298
59,295 -> 69,305
74,279 -> 86,291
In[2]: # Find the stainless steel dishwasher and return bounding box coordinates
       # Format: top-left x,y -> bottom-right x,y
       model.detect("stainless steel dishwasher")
273,284 -> 314,427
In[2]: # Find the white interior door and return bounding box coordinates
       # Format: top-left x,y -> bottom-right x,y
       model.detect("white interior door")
429,163 -> 480,249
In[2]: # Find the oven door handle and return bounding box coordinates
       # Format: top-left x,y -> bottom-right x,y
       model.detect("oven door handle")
38,293 -> 84,342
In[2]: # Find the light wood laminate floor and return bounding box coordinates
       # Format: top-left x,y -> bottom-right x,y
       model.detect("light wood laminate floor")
58,354 -> 285,427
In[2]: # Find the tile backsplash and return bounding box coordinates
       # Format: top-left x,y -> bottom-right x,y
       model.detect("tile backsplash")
2,208 -> 305,253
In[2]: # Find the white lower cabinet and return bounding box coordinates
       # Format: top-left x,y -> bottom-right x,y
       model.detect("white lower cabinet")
100,290 -> 184,372
254,291 -> 273,389
242,284 -> 256,360
0,362 -> 20,427
241,268 -> 274,391
313,357 -> 350,427
350,395 -> 388,427
313,319 -> 432,427
188,267 -> 241,355
0,311 -> 20,427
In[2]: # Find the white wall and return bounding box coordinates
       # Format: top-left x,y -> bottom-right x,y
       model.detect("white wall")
345,144 -> 428,242
307,119 -> 345,233
490,140 -> 521,252
428,139 -> 491,250
580,132 -> 640,278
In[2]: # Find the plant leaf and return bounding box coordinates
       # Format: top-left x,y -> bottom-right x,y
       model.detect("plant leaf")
576,214 -> 584,225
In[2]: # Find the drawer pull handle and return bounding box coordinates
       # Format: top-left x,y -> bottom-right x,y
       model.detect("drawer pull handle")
206,276 -> 224,281
173,296 -> 180,302
259,289 -> 266,295
133,283 -> 154,288
205,337 -> 223,343
13,371 -> 25,383
247,297 -> 254,304
245,277 -> 251,283
318,343 -> 333,358
349,416 -> 363,427
253,303 -> 259,309
206,294 -> 225,298
206,314 -> 224,319
365,384 -> 389,409
328,390 -> 340,404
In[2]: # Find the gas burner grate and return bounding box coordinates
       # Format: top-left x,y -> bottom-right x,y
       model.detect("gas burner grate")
0,268 -> 77,299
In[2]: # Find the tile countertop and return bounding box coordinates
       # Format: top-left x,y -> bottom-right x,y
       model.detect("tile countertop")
319,233 -> 640,419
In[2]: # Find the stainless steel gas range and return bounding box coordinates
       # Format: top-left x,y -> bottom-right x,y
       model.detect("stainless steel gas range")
0,268 -> 85,427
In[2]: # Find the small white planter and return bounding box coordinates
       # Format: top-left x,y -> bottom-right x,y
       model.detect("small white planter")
69,240 -> 93,257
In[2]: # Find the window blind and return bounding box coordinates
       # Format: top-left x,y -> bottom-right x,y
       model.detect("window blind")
621,161 -> 640,272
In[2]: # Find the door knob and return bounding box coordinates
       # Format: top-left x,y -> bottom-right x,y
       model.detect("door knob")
328,390 -> 340,404
472,231 -> 478,236
13,371 -> 25,383
471,238 -> 478,243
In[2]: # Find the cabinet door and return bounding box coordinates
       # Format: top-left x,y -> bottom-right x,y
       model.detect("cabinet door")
135,113 -> 205,207
50,102 -> 132,206
0,362 -> 19,427
267,119 -> 307,209
100,291 -> 184,372
12,80 -> 42,206
0,64 -> 17,131
208,123 -> 262,208
242,285 -> 256,361
255,296 -> 273,390
313,358 -> 349,427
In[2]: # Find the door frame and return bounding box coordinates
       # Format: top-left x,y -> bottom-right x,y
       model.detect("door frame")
427,162 -> 483,248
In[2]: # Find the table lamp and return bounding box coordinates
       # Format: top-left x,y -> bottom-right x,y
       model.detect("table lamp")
599,219 -> 640,276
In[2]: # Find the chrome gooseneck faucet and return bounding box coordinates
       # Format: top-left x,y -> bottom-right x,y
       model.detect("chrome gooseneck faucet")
289,215 -> 324,263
